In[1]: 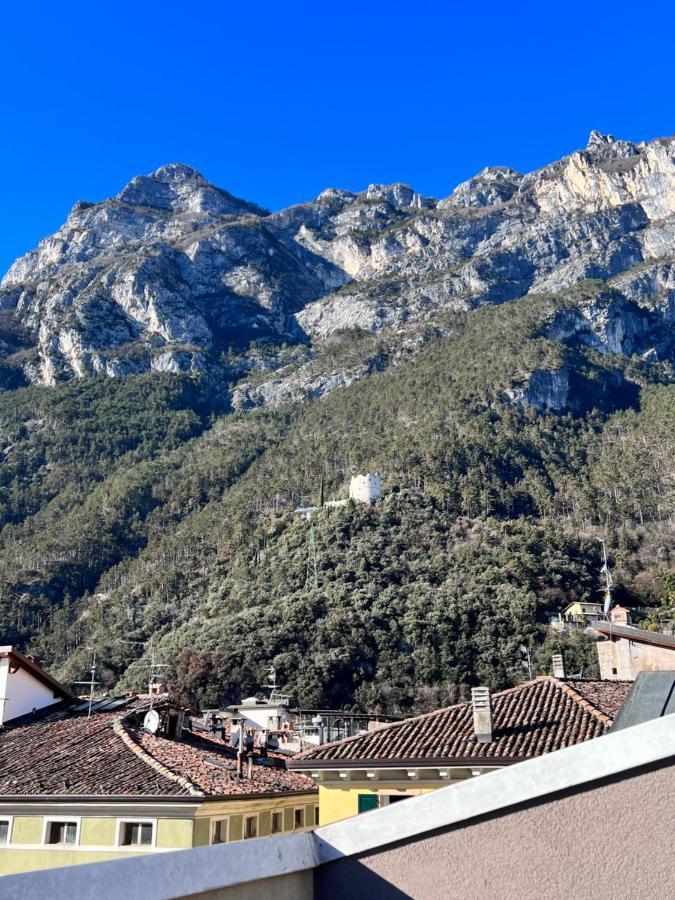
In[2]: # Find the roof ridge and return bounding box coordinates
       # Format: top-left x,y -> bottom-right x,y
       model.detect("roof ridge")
113,720 -> 204,797
541,676 -> 613,725
293,680 -> 546,760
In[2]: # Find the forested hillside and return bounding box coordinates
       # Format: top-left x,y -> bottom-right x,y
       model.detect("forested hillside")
0,287 -> 672,712
2,131 -> 675,712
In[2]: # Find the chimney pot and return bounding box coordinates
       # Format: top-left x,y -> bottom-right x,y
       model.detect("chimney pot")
552,654 -> 565,679
471,687 -> 493,743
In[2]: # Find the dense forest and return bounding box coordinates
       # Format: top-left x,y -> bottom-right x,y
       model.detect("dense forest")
0,290 -> 673,713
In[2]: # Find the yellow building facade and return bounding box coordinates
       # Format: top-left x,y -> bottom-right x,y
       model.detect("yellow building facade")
314,768 -> 484,825
0,794 -> 318,875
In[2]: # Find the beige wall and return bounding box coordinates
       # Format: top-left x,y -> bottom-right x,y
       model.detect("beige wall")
316,760 -> 675,899
598,636 -> 675,679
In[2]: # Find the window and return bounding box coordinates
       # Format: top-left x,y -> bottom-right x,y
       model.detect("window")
294,807 -> 305,830
314,806 -> 319,827
45,821 -> 78,845
243,815 -> 258,839
118,820 -> 154,847
271,811 -> 283,834
211,818 -> 228,844
357,794 -> 379,814
0,819 -> 11,844
385,794 -> 410,805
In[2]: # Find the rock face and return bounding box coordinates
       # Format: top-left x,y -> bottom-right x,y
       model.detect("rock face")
1,132 -> 674,404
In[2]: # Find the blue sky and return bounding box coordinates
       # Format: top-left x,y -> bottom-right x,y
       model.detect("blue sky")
1,0 -> 674,276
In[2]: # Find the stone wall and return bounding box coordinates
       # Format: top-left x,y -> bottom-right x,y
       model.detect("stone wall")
598,636 -> 675,679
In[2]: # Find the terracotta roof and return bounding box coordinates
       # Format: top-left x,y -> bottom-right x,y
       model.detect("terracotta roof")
0,697 -> 315,800
126,726 -> 315,797
290,678 -> 632,769
565,679 -> 632,718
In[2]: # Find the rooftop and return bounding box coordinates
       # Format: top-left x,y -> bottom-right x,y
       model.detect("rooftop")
4,705 -> 674,900
0,696 -> 315,800
290,677 -> 632,768
594,622 -> 675,649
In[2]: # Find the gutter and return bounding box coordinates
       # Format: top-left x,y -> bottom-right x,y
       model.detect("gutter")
289,755 -> 523,771
0,789 -> 318,804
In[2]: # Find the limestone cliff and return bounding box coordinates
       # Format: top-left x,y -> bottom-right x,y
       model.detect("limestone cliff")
1,132 -> 674,410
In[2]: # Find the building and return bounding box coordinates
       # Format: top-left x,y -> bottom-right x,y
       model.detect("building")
4,710 -> 674,899
551,600 -> 608,630
217,685 -> 402,756
288,675 -> 631,824
349,473 -> 381,505
0,692 -> 317,875
0,646 -> 77,726
295,472 -> 382,519
595,620 -> 675,679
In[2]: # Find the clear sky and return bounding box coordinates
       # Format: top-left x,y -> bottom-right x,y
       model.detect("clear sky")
2,0 -> 674,276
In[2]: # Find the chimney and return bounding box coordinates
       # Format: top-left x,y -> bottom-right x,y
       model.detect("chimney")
471,687 -> 493,743
552,654 -> 565,679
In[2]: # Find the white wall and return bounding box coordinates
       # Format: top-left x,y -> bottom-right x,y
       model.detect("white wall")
0,659 -> 60,725
349,474 -> 381,504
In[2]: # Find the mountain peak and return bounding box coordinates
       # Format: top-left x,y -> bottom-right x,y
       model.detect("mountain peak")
587,130 -> 616,148
150,162 -> 205,182
364,183 -> 431,209
116,164 -> 264,216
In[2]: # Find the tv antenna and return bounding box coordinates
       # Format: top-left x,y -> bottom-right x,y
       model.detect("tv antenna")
143,708 -> 160,734
73,651 -> 99,717
266,665 -> 278,701
134,641 -> 171,710
519,645 -> 532,681
599,539 -> 614,616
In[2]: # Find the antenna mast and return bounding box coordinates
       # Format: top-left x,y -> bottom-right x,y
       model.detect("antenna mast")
73,651 -> 99,717
134,641 -> 170,710
266,665 -> 278,702
600,539 -> 614,616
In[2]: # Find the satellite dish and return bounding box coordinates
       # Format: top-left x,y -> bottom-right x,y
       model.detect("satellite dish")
144,709 -> 160,734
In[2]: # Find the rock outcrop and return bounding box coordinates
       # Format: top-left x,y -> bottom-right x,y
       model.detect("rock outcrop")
1,132 -> 674,409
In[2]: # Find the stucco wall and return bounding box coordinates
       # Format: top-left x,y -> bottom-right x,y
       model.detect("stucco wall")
316,760 -> 675,900
598,637 -> 675,679
318,782 -> 439,825
0,661 -> 58,725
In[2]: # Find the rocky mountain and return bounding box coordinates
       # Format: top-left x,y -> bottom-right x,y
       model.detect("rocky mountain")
1,132 -> 674,410
0,133 -> 674,710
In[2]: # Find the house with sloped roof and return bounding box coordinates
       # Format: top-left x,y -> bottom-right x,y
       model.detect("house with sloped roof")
0,646 -> 78,726
594,618 -> 675,680
0,689 -> 317,876
288,676 -> 632,824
